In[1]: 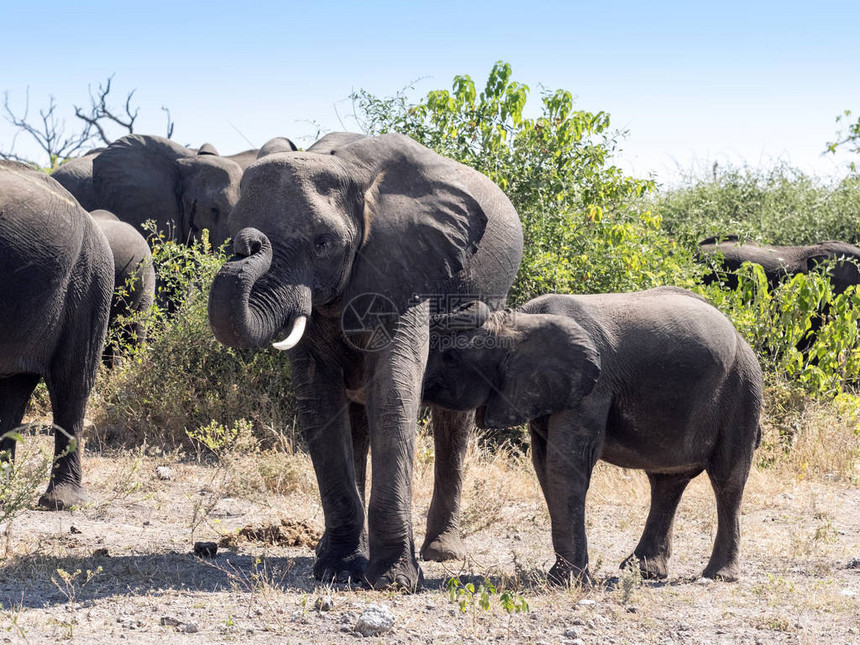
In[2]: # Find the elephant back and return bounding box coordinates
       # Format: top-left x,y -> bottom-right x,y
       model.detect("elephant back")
93,134 -> 191,237
51,151 -> 101,211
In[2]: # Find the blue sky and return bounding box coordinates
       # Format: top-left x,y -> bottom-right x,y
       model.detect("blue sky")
2,1 -> 858,184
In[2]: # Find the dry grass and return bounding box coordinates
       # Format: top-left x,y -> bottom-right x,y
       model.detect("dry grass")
1,383 -> 857,643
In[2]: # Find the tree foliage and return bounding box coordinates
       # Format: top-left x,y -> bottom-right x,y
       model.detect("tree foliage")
352,61 -> 700,303
827,109 -> 860,167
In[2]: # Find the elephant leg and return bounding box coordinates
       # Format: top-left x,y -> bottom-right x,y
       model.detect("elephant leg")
621,470 -> 701,579
542,403 -> 607,587
292,351 -> 367,583
0,374 -> 41,462
528,418 -> 550,497
421,406 -> 471,562
363,301 -> 430,591
702,451 -> 753,581
39,368 -> 94,510
349,401 -> 370,506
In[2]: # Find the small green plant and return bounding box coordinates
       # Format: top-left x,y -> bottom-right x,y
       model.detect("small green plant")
1,427 -> 75,526
617,557 -> 642,605
446,577 -> 528,614
51,566 -> 103,604
186,419 -> 255,458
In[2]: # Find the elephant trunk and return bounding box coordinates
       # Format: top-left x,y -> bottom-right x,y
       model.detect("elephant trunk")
208,227 -> 312,349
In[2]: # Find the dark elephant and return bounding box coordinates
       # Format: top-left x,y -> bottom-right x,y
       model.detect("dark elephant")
207,132 -> 523,590
423,287 -> 763,584
235,136 -> 299,167
50,148 -> 104,211
697,235 -> 860,292
0,161 -> 113,509
54,135 -> 243,247
199,136 -> 299,170
90,209 -> 156,365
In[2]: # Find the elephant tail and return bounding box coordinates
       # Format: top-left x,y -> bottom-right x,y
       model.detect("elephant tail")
755,423 -> 762,450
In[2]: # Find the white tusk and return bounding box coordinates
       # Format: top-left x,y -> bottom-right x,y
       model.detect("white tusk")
272,315 -> 307,351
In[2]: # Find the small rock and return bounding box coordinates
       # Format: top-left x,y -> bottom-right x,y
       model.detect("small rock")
315,595 -> 335,612
354,603 -> 395,637
92,547 -> 110,558
70,525 -> 82,534
160,616 -> 182,627
193,542 -> 218,558
564,627 -> 580,639
183,622 -> 199,633
577,598 -> 596,606
847,558 -> 860,570
626,606 -> 639,614
156,466 -> 172,480
694,577 -> 713,585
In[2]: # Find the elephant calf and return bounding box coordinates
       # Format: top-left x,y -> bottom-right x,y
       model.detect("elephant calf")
424,286 -> 763,584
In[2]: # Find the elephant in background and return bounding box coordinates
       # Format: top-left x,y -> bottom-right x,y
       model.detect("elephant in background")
90,210 -> 155,365
208,132 -> 523,590
423,287 -> 762,584
50,147 -> 104,211
53,135 -> 243,247
215,136 -> 299,168
0,161 -> 113,509
697,235 -> 860,292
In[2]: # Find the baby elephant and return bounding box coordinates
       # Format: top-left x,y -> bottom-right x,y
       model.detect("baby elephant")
424,286 -> 762,584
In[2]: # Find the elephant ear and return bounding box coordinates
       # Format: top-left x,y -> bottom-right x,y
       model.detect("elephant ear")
93,134 -> 190,234
481,313 -> 601,429
337,134 -> 488,309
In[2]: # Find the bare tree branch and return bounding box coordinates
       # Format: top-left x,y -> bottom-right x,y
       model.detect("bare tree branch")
2,88 -> 95,167
161,105 -> 175,140
2,75 -> 176,169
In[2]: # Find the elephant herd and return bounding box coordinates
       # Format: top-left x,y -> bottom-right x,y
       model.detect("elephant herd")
16,128 -> 857,591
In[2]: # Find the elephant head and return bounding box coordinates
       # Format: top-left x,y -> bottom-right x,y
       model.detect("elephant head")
207,133 -> 494,352
93,134 -> 242,247
425,308 -> 601,428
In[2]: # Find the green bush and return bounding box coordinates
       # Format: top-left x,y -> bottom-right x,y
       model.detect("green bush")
657,164 -> 860,246
699,263 -> 860,400
352,61 -> 703,302
93,231 -> 296,448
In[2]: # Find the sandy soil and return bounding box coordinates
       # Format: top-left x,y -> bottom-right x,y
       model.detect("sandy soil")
1,437 -> 858,644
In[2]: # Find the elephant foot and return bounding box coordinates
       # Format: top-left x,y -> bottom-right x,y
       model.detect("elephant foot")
313,530 -> 369,584
364,547 -> 423,592
702,561 -> 739,582
420,530 -> 466,562
548,557 -> 595,588
38,482 -> 87,510
621,552 -> 669,580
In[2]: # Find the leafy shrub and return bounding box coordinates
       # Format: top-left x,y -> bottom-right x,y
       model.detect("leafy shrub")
699,263 -> 860,399
657,163 -> 860,246
352,61 -> 703,302
92,231 -> 296,448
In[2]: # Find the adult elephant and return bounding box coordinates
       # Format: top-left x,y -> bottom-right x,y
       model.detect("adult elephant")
0,161 -> 113,509
697,235 -> 860,292
215,136 -> 299,169
207,133 -> 523,590
50,148 -> 104,211
54,135 -> 243,247
90,210 -> 156,365
423,287 -> 763,584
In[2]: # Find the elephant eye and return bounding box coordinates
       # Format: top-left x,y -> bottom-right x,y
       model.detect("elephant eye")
314,235 -> 333,253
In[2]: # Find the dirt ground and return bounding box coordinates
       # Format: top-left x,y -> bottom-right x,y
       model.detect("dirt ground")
1,434 -> 859,644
